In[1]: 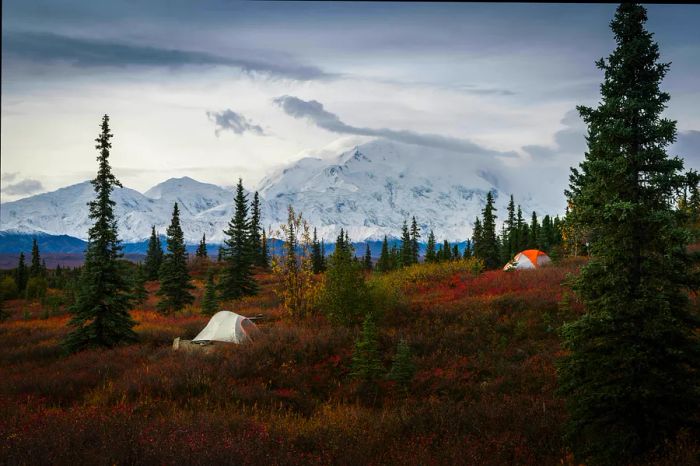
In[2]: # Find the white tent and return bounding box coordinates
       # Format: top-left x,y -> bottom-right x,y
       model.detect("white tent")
192,311 -> 259,344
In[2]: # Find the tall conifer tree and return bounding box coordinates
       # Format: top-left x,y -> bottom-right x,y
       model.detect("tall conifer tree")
30,238 -> 42,277
64,115 -> 137,351
220,179 -> 258,300
471,218 -> 482,262
376,235 -> 392,272
15,252 -> 28,292
144,226 -> 163,280
157,203 -> 195,313
515,205 -> 525,251
195,233 -> 208,259
529,211 -> 540,249
505,194 -> 517,258
363,243 -> 373,271
558,4 -> 700,463
260,229 -> 270,269
425,230 -> 436,263
410,216 -> 421,263
311,228 -> 325,274
476,191 -> 500,269
249,191 -> 263,266
442,240 -> 451,261
463,239 -> 472,259
400,221 -> 412,267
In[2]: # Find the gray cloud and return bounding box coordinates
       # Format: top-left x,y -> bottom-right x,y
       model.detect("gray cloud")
1,172 -> 19,183
3,31 -> 331,81
273,95 -> 517,157
673,130 -> 700,171
206,109 -> 265,137
522,112 -> 700,175
453,85 -> 516,96
2,178 -> 44,196
522,109 -> 587,159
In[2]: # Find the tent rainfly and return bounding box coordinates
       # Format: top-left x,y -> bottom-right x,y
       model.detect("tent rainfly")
192,311 -> 259,344
503,249 -> 551,271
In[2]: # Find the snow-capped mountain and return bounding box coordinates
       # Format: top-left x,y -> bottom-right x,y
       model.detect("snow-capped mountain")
259,138 -> 500,241
0,138 -> 540,244
0,177 -> 245,243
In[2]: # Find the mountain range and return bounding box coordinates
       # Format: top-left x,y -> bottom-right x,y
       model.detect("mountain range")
0,138 -> 545,249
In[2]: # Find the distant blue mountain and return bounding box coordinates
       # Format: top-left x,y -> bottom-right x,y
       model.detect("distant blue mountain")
0,232 -> 88,254
0,232 -> 470,260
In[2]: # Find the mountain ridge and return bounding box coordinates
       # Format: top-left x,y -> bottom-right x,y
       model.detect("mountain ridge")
0,138 -> 543,244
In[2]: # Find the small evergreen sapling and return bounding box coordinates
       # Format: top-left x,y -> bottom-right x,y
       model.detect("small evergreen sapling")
200,269 -> 219,316
351,313 -> 384,384
387,338 -> 415,393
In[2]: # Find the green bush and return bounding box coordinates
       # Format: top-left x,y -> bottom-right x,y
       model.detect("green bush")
0,276 -> 19,300
25,276 -> 48,300
320,250 -> 371,326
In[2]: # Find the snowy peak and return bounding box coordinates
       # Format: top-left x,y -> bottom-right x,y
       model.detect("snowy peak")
144,176 -> 234,216
259,138 -> 498,241
0,137 -> 524,244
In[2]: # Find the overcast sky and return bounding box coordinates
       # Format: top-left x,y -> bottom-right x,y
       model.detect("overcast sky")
2,1 -> 699,209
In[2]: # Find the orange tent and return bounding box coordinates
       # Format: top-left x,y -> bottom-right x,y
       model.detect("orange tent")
503,249 -> 551,270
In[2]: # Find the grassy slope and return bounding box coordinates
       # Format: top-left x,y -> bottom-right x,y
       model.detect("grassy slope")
0,259 -> 697,465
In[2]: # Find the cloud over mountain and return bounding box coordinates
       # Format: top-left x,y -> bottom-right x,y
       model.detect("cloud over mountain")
273,95 -> 518,158
206,109 -> 265,136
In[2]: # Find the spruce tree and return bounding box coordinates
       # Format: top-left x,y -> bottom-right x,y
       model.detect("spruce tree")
499,223 -> 510,264
157,203 -> 195,313
425,230 -> 437,263
15,252 -> 28,292
387,338 -> 416,393
520,223 -> 530,252
249,191 -> 263,266
219,179 -> 258,300
351,313 -> 384,384
64,115 -> 137,351
311,228 -> 325,274
376,235 -> 392,272
558,4 -> 700,463
515,205 -> 525,251
442,240 -> 452,261
410,216 -> 420,264
260,229 -> 270,269
30,238 -> 42,277
529,211 -> 540,249
390,244 -> 401,268
463,239 -> 472,259
505,194 -> 517,258
195,233 -> 208,259
452,244 -> 459,261
541,215 -> 554,251
144,226 -> 163,281
200,269 -> 219,316
471,218 -> 483,261
477,191 -> 500,269
400,221 -> 412,267
363,243 -> 373,271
